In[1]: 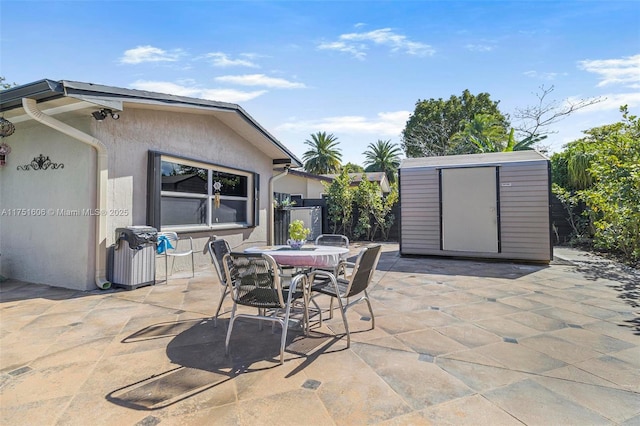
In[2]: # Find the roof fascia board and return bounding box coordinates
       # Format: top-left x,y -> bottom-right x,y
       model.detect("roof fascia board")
0,79 -> 64,112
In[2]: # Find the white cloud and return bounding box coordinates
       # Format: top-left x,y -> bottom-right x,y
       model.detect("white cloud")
129,80 -> 267,103
120,46 -> 184,64
578,54 -> 640,89
317,41 -> 367,60
318,28 -> 434,60
523,70 -> 567,80
276,110 -> 410,135
204,52 -> 259,68
129,80 -> 201,97
200,88 -> 268,103
215,74 -> 306,89
465,44 -> 494,52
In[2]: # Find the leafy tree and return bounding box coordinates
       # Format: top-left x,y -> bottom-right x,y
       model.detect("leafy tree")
1,76 -> 17,90
450,112 -> 547,154
450,114 -> 509,153
342,162 -> 364,173
503,129 -> 547,152
302,131 -> 342,174
353,177 -> 379,241
323,168 -> 353,235
352,176 -> 399,241
402,90 -> 509,157
552,106 -> 640,264
363,139 -> 402,182
375,182 -> 399,241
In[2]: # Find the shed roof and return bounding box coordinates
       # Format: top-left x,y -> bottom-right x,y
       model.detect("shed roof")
400,151 -> 548,169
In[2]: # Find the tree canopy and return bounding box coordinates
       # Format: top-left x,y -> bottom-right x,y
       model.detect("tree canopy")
302,131 -> 342,174
342,162 -> 364,173
551,106 -> 640,264
401,89 -> 509,157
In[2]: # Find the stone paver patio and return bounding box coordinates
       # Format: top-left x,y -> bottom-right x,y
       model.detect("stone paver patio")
1,244 -> 639,425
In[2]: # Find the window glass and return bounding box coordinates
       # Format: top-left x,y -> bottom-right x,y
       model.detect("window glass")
211,199 -> 247,224
156,155 -> 255,229
160,197 -> 207,226
211,171 -> 247,197
161,161 -> 208,194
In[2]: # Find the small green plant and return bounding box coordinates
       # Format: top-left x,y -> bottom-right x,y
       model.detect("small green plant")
289,220 -> 310,241
274,197 -> 296,209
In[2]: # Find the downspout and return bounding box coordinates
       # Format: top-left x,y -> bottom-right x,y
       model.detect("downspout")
22,98 -> 110,290
268,166 -> 289,245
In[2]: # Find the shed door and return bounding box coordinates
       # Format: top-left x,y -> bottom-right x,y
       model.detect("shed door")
441,167 -> 498,253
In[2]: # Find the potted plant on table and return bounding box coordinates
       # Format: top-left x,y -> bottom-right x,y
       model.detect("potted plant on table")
287,220 -> 311,249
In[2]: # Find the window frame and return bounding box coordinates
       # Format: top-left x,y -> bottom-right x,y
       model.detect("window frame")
147,151 -> 259,232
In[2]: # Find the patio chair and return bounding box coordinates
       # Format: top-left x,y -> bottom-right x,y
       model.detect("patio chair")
314,234 -> 350,276
158,231 -> 194,282
205,236 -> 232,327
315,234 -> 349,248
310,244 -> 382,348
223,252 -> 307,365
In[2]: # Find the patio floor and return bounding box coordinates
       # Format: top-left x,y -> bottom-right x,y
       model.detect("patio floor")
1,244 -> 639,425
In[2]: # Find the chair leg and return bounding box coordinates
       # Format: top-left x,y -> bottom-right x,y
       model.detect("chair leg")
279,297 -> 294,365
329,297 -> 334,320
213,287 -> 228,328
225,304 -> 238,356
364,290 -> 375,329
164,254 -> 168,283
310,297 -> 323,327
334,295 -> 350,348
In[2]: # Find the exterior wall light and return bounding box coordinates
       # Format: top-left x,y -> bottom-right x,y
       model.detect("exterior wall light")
92,109 -> 120,121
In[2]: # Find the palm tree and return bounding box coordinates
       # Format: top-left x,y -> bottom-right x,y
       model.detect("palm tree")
363,139 -> 402,182
302,132 -> 342,174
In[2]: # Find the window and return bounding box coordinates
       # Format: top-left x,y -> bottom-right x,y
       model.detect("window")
147,152 -> 259,231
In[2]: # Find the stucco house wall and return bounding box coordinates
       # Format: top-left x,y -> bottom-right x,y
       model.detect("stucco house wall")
0,117 -> 95,287
275,173 -> 327,199
0,80 -> 301,291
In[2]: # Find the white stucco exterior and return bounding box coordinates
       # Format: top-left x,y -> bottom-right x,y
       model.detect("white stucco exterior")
0,117 -> 95,287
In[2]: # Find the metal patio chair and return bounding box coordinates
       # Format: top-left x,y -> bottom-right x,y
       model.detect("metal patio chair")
205,236 -> 232,327
315,234 -> 349,248
314,234 -> 350,277
158,231 -> 194,282
223,252 -> 307,365
310,244 -> 382,348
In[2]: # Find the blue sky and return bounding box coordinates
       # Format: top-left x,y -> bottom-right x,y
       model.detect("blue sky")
2,1 -> 639,165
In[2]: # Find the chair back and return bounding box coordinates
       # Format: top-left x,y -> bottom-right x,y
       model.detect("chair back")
207,238 -> 232,285
346,244 -> 382,298
223,253 -> 286,309
158,231 -> 179,252
315,234 -> 349,248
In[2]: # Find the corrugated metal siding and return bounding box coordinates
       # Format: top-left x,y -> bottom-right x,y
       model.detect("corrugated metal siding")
400,158 -> 551,262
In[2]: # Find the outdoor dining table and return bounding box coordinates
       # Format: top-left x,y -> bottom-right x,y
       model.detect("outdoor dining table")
243,245 -> 349,269
243,245 -> 350,334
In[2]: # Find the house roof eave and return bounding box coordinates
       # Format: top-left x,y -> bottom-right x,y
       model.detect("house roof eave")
0,79 -> 303,167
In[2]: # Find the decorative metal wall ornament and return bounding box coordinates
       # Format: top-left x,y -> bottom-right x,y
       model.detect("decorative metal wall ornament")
0,142 -> 11,166
17,154 -> 64,171
0,117 -> 16,138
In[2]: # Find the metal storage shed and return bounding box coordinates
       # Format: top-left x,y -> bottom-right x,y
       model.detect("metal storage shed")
399,151 -> 552,263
